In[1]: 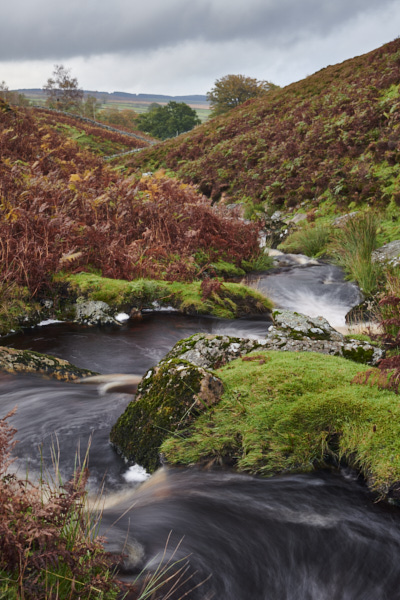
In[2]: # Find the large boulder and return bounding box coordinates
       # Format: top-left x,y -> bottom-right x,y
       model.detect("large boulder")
164,333 -> 266,369
110,358 -> 224,472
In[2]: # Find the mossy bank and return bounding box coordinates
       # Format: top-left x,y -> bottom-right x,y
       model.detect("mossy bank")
163,351 -> 400,498
61,272 -> 273,320
113,349 -> 400,499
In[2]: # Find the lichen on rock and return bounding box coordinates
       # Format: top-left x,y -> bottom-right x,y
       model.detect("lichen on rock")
73,298 -> 121,326
164,333 -> 267,369
0,346 -> 97,381
110,358 -> 224,472
266,310 -> 383,365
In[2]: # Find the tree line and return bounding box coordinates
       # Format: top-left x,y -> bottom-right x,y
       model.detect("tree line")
2,65 -> 278,140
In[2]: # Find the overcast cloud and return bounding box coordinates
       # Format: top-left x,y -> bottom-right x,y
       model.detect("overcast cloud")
1,0 -> 399,95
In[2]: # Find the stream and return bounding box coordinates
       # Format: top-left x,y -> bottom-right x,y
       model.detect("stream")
2,261 -> 399,599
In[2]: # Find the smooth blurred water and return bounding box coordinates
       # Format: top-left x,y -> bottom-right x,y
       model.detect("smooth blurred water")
245,260 -> 362,329
101,468 -> 400,600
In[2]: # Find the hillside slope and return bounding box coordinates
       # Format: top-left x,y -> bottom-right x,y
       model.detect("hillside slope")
128,38 -> 400,216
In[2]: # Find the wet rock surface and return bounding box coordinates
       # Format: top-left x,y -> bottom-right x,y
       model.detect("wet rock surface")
0,346 -> 97,381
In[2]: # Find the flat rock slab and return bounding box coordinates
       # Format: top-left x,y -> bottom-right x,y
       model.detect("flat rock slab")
0,346 -> 97,381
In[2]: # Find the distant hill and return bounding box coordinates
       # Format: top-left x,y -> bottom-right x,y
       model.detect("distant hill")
127,38 -> 400,217
17,89 -> 209,109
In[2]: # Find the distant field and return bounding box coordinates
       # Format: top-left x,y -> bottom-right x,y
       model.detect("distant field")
21,90 -> 211,122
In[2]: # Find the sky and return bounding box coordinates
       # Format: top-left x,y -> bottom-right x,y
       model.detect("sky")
1,0 -> 399,97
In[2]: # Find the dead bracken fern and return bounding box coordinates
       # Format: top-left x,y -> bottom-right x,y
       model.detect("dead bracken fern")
0,103 -> 261,297
0,411 -> 121,599
0,412 -> 204,600
352,293 -> 400,394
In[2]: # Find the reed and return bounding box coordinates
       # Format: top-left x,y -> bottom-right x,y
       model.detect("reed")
329,212 -> 383,295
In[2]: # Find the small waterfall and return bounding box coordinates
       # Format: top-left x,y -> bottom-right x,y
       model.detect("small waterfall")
244,256 -> 362,330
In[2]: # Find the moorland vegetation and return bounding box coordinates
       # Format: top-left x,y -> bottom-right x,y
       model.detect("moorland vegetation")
2,38 -> 400,600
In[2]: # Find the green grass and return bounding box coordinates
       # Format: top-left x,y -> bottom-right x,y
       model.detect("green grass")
329,212 -> 383,295
54,123 -> 132,156
161,351 -> 400,496
278,222 -> 333,257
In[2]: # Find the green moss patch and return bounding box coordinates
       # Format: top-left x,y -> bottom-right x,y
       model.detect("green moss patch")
0,284 -> 40,336
161,351 -> 400,496
62,273 -> 273,319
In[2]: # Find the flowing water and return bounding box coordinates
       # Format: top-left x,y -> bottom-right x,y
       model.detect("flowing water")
1,264 -> 397,599
244,256 -> 362,330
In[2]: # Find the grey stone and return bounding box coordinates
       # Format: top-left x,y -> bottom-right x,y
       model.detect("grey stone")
265,310 -> 383,365
165,333 -> 265,369
163,310 -> 383,368
372,240 -> 400,267
74,299 -> 121,326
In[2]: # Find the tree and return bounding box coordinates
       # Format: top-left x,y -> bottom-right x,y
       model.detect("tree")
43,65 -> 83,112
82,94 -> 102,119
207,74 -> 278,116
97,107 -> 139,131
135,101 -> 201,140
0,81 -> 30,107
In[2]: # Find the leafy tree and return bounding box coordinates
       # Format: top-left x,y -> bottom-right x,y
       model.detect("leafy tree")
43,65 -> 83,112
207,74 -> 278,116
0,81 -> 30,107
147,102 -> 162,112
136,101 -> 201,140
97,107 -> 139,131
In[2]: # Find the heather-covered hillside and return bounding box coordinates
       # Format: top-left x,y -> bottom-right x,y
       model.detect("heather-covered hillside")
128,38 -> 400,216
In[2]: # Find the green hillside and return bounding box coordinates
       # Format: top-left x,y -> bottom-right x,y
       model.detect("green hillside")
127,38 -> 400,218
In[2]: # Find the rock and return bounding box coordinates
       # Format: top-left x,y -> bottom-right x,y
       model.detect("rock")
110,309 -> 384,470
265,310 -> 383,365
272,310 -> 343,341
332,212 -> 359,226
165,333 -> 266,369
110,358 -> 224,472
74,298 -> 121,326
345,298 -> 379,325
372,240 -> 400,267
0,346 -> 97,381
262,212 -> 294,248
288,213 -> 308,225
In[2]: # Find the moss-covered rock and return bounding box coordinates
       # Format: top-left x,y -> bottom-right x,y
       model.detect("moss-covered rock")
0,346 -> 97,381
267,310 -> 383,365
109,358 -> 224,472
164,333 -> 267,369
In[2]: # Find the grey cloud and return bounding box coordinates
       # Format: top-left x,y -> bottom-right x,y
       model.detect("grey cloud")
1,0 -> 397,61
